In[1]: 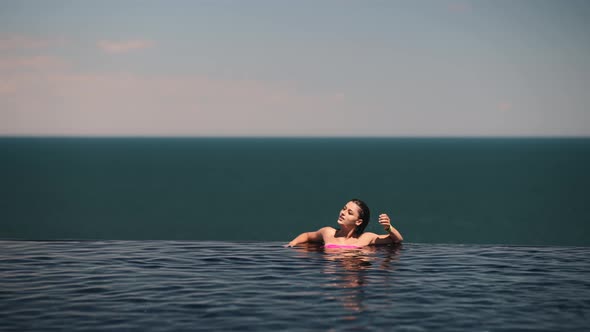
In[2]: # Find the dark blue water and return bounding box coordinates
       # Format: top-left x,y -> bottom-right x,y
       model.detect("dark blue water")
1,240 -> 588,331
1,137 -> 589,246
2,138 -> 588,330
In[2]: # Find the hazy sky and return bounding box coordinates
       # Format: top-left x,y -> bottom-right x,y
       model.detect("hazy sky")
1,0 -> 589,136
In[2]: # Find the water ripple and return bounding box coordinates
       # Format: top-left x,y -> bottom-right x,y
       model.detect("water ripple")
1,241 -> 589,331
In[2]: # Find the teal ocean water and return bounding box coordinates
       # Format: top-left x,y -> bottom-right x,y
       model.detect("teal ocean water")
1,137 -> 589,245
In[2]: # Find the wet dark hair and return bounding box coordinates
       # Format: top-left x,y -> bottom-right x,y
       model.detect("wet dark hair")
350,198 -> 370,236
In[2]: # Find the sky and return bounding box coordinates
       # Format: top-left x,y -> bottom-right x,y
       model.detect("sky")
1,0 -> 589,137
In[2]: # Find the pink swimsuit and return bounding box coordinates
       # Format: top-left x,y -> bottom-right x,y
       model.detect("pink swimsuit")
324,243 -> 362,249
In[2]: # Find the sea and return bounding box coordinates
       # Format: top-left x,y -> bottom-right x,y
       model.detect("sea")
1,137 -> 589,330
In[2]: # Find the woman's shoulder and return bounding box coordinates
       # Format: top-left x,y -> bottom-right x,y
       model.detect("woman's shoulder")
319,226 -> 337,233
360,231 -> 379,239
318,226 -> 337,237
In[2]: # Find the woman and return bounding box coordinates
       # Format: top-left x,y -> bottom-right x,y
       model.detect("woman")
287,199 -> 403,248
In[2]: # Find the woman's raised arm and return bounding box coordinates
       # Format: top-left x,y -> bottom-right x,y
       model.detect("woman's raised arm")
368,213 -> 403,245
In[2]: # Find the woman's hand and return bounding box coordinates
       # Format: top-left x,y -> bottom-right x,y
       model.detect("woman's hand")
378,213 -> 392,231
368,213 -> 404,244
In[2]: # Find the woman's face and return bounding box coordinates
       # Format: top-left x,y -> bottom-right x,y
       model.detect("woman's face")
337,201 -> 363,227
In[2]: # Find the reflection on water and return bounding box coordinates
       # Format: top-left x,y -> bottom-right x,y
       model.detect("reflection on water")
291,244 -> 402,319
2,241 -> 589,331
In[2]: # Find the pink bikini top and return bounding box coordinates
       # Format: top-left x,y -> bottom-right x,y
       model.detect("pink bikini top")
324,243 -> 363,249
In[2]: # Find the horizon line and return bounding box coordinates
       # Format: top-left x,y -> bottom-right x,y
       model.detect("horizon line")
1,135 -> 589,139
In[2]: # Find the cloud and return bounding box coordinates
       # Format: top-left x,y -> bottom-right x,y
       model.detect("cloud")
0,34 -> 64,50
0,80 -> 17,95
0,70 -> 345,135
97,40 -> 154,54
498,102 -> 512,112
447,2 -> 472,13
0,55 -> 67,72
